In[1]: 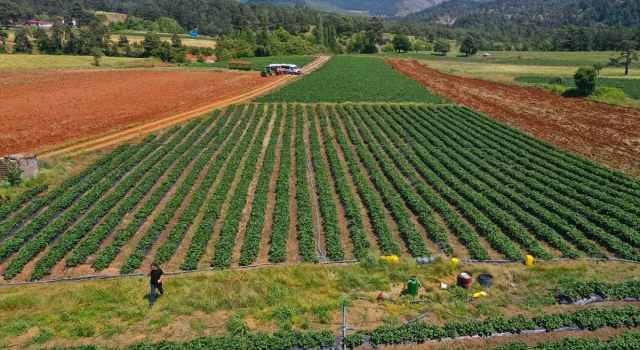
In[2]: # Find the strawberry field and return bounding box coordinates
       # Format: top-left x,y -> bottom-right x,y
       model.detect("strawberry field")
1,103 -> 640,282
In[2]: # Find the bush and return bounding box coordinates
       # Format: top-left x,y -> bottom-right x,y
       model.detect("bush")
574,67 -> 597,96
381,43 -> 395,53
588,87 -> 629,104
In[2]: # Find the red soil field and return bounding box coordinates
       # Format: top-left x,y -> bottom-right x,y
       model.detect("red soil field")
387,59 -> 640,178
0,69 -> 268,155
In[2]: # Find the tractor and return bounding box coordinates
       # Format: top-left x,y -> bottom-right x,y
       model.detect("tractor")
261,65 -> 285,77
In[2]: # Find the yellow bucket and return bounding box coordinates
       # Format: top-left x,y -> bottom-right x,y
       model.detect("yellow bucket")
525,255 -> 534,266
451,257 -> 459,267
381,255 -> 399,264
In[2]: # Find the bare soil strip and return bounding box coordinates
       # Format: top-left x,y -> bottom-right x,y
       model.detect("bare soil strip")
387,59 -> 640,178
39,56 -> 330,158
286,107 -> 300,263
303,106 -> 326,260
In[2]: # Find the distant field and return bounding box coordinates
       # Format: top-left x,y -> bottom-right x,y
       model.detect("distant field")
121,35 -> 217,49
0,54 -> 157,71
380,50 -> 621,67
259,56 -> 449,103
514,76 -> 640,99
210,56 -> 316,70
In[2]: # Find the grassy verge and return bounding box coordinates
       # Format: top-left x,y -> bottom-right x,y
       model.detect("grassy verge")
1,259 -> 639,348
514,76 -> 640,100
258,56 -> 449,103
0,55 -> 158,71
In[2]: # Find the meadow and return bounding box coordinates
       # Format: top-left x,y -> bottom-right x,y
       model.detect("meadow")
258,56 -> 449,103
513,76 -> 640,99
0,54 -> 157,70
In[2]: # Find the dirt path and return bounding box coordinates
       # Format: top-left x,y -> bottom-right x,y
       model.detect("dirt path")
38,56 -> 330,158
387,59 -> 640,178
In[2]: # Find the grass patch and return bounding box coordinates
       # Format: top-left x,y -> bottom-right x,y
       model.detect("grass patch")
514,75 -> 640,99
258,56 -> 449,103
0,54 -> 157,71
209,56 -> 316,71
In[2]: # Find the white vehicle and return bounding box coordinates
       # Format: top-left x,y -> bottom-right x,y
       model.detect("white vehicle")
269,64 -> 301,75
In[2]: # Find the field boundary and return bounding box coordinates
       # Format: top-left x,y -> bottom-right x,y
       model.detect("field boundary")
1,257 -> 638,287
40,56 -> 330,158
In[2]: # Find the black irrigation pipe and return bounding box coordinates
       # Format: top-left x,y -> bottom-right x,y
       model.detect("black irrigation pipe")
2,255 -> 639,287
0,259 -> 359,287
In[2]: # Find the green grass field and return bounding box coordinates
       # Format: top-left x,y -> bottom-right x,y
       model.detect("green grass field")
258,56 -> 449,103
209,56 -> 316,71
0,54 -> 157,71
514,76 -> 640,99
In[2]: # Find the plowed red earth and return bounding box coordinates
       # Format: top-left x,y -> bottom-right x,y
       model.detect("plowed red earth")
0,69 -> 266,155
387,59 -> 640,178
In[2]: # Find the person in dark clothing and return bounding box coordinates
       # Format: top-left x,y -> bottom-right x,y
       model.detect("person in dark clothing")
148,263 -> 164,307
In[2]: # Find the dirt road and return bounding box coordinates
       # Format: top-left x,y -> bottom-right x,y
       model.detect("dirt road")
387,59 -> 640,178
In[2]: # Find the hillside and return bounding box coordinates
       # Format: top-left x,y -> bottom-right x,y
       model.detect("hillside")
403,0 -> 640,27
241,0 -> 446,16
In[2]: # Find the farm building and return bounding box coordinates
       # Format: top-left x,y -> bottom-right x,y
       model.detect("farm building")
0,153 -> 39,180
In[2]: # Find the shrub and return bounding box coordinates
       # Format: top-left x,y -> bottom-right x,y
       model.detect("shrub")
588,87 -> 629,105
381,43 -> 395,53
574,67 -> 597,96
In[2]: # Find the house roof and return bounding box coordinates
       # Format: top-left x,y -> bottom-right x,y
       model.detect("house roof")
28,19 -> 52,25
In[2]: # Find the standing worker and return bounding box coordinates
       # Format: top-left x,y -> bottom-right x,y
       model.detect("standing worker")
148,263 -> 164,307
403,275 -> 423,297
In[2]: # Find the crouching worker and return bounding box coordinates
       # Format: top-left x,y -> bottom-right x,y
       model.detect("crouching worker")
148,263 -> 164,307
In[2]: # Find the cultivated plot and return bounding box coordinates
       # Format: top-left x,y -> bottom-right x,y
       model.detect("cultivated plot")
1,103 -> 639,282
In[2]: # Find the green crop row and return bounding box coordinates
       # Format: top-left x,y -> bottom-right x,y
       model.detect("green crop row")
0,184 -> 48,222
338,105 -> 430,257
69,118 -> 209,269
212,105 -> 274,268
316,106 -> 370,260
553,278 -> 640,303
307,105 -> 344,261
4,133 -> 169,280
324,106 -> 401,256
259,56 -> 449,103
0,141 -> 148,265
294,105 -> 319,263
0,146 -> 128,239
179,106 -> 255,270
268,105 -> 294,263
345,306 -> 640,348
238,105 -> 284,266
150,108 -> 240,267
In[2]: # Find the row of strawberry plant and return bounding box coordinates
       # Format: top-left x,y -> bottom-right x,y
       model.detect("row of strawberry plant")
454,106 -> 640,204
416,106 -> 616,258
70,117 -> 214,269
3,132 -> 171,279
0,139 -> 153,263
427,106 -> 638,260
212,105 -> 274,268
338,105 -> 430,257
349,105 -> 452,255
0,145 -> 128,239
295,105 -> 320,263
323,107 -> 401,256
410,106 -> 597,258
0,184 -> 48,223
152,109 -> 245,266
347,306 -> 640,347
307,105 -> 344,261
268,105 -> 294,263
238,105 -> 284,266
28,118 -> 209,280
457,106 -> 640,197
552,278 -> 640,303
121,106 -> 258,274
360,105 -> 489,260
368,105 -> 523,261
494,331 -> 640,350
389,106 -> 552,259
316,106 -> 370,260
179,106 -> 256,270
395,105 -> 579,259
